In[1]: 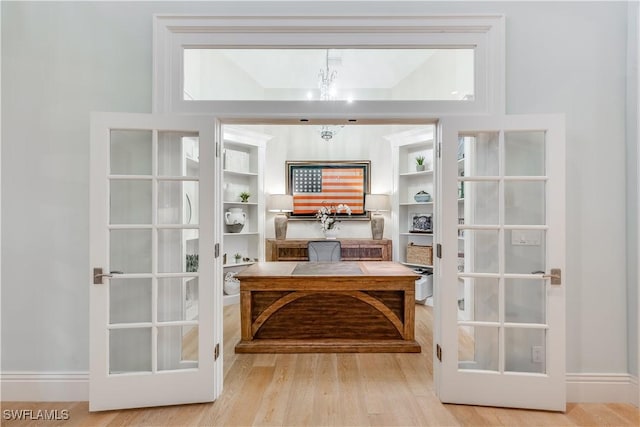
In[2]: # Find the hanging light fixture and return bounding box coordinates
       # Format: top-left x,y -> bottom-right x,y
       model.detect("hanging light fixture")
318,50 -> 338,101
316,49 -> 343,141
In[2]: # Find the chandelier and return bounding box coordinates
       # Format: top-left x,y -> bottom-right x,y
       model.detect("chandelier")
318,50 -> 338,101
316,49 -> 344,141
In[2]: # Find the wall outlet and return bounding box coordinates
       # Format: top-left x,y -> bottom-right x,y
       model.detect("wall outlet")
531,345 -> 544,363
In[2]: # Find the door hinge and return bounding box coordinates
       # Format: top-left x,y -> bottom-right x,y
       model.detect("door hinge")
437,142 -> 441,158
214,243 -> 220,258
215,142 -> 220,158
436,244 -> 442,259
214,343 -> 220,360
436,344 -> 442,361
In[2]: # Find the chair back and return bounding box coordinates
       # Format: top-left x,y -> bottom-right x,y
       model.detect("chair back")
307,240 -> 342,262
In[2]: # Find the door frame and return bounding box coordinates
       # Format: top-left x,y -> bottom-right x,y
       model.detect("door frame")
149,11 -> 575,410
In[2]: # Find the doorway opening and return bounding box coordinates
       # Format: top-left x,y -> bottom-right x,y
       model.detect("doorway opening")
217,119 -> 440,383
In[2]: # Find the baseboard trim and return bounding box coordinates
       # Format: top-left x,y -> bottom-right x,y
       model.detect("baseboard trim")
567,373 -> 637,405
1,371 -> 638,404
1,372 -> 88,402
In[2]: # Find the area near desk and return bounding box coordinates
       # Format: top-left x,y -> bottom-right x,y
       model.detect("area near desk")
234,261 -> 421,353
265,238 -> 392,261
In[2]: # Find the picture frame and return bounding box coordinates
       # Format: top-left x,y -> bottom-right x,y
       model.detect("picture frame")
409,212 -> 433,233
286,160 -> 371,220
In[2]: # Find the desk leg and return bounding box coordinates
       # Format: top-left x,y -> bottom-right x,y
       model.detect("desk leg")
240,289 -> 253,341
404,283 -> 415,340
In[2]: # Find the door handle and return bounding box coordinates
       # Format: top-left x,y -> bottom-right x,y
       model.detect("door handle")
532,269 -> 561,285
93,268 -> 123,284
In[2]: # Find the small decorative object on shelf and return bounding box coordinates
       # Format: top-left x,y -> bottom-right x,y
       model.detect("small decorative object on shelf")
316,202 -> 351,238
234,253 -> 242,263
410,213 -> 433,233
414,191 -> 431,203
225,207 -> 246,233
239,191 -> 251,203
406,242 -> 433,266
186,254 -> 199,272
415,155 -> 426,171
224,272 -> 240,295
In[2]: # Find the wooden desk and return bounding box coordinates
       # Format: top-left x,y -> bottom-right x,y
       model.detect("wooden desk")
234,261 -> 421,353
265,238 -> 392,261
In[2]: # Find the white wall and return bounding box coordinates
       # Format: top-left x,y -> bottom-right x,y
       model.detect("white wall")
0,0 -> 634,389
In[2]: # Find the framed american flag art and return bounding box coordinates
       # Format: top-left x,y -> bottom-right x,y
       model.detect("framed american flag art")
286,160 -> 371,220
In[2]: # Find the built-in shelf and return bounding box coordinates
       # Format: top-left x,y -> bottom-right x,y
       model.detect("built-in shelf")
223,261 -> 255,268
401,261 -> 433,269
223,201 -> 258,205
399,170 -> 434,177
388,126 -> 437,305
221,126 -> 271,306
400,201 -> 434,206
223,169 -> 258,177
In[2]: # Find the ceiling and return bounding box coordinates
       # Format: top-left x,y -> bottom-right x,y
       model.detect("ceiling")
211,49 -> 436,89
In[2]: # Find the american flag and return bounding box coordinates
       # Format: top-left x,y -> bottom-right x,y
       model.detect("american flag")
291,167 -> 364,214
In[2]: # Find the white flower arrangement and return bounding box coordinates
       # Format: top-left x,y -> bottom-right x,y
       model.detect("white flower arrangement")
316,203 -> 352,232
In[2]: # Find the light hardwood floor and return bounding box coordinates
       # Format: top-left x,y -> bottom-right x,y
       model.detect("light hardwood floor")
2,304 -> 638,426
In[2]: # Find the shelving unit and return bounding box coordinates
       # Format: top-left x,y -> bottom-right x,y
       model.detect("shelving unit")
387,127 -> 436,305
457,138 -> 471,321
182,137 -> 200,325
221,126 -> 271,306
387,127 -> 436,265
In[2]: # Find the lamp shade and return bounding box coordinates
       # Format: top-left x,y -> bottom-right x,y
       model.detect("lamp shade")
268,194 -> 294,212
365,194 -> 390,212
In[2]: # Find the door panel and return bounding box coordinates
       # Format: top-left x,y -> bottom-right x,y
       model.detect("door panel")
437,115 -> 565,411
90,113 -> 220,411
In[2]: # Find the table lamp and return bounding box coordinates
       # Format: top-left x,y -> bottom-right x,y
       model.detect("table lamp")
365,194 -> 390,240
268,194 -> 294,240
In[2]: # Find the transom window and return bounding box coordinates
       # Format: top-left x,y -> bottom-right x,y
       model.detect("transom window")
154,15 -> 505,115
183,48 -> 474,102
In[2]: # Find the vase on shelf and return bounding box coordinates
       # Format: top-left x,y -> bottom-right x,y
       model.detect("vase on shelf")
323,228 -> 338,239
225,207 -> 246,233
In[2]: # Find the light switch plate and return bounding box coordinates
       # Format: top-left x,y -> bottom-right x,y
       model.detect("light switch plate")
511,229 -> 542,246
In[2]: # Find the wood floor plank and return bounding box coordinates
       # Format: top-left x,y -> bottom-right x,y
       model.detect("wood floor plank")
309,354 -> 341,426
335,353 -> 370,426
282,354 -> 319,426
251,353 -> 297,426
221,365 -> 275,426
2,304 -> 639,426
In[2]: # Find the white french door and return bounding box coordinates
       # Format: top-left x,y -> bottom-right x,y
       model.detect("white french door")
89,113 -> 221,411
436,115 -> 566,411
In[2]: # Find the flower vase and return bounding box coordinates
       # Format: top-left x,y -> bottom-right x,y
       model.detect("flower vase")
323,229 -> 338,239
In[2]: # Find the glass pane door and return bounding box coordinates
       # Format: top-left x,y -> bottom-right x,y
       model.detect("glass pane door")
90,113 -> 219,411
438,115 -> 565,411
